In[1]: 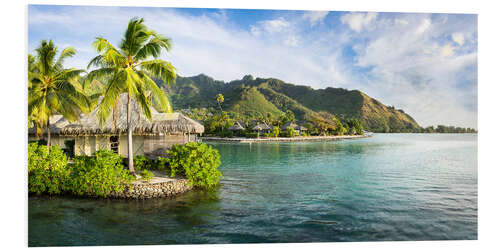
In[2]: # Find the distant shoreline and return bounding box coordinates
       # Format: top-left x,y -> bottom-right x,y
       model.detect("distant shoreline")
201,135 -> 370,143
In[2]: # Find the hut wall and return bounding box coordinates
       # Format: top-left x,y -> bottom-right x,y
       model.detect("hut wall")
75,137 -> 86,155
28,135 -> 67,148
95,136 -> 110,151
88,136 -> 96,155
118,135 -> 145,157
143,134 -> 186,158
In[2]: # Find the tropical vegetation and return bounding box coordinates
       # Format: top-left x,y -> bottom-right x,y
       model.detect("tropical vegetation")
165,142 -> 223,188
28,142 -> 70,195
28,40 -> 87,147
85,17 -> 177,174
66,150 -> 136,197
28,141 -> 224,197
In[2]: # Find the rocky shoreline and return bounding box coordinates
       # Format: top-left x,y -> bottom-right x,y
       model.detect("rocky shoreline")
109,171 -> 193,199
201,134 -> 370,143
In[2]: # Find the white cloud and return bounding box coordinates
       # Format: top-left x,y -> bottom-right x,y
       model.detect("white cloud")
452,32 -> 465,45
302,11 -> 329,26
284,36 -> 299,47
250,25 -> 261,36
441,44 -> 455,57
340,12 -> 377,32
395,18 -> 409,26
351,14 -> 477,128
259,17 -> 290,33
415,18 -> 431,34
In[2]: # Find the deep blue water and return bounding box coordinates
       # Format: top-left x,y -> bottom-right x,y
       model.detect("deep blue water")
28,134 -> 477,246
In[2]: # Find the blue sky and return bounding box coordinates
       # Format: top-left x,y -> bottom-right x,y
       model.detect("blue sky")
28,5 -> 478,128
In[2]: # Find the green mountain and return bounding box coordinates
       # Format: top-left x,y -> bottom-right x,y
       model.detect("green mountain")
164,74 -> 421,132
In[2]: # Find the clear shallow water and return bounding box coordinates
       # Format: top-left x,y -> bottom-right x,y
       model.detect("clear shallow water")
28,134 -> 477,246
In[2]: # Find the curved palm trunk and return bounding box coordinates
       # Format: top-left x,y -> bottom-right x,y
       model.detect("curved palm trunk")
127,93 -> 136,175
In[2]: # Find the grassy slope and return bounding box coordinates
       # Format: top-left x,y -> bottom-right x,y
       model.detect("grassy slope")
259,78 -> 420,132
225,86 -> 283,118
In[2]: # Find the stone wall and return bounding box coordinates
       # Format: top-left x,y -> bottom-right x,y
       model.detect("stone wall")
109,177 -> 193,199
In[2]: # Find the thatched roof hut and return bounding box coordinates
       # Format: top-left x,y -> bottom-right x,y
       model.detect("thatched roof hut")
282,121 -> 299,130
28,94 -> 205,158
228,121 -> 245,131
252,123 -> 272,131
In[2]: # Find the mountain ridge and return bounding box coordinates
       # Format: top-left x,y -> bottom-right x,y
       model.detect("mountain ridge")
164,74 -> 421,132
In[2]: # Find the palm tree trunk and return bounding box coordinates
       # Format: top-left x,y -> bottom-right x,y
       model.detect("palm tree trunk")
46,119 -> 51,150
127,93 -> 136,175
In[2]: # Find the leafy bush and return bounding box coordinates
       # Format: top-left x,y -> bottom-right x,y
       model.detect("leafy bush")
156,157 -> 170,172
66,150 -> 135,197
28,142 -> 70,195
166,142 -> 223,188
245,132 -> 259,138
218,128 -> 233,138
139,169 -> 154,182
134,155 -> 153,171
263,132 -> 273,138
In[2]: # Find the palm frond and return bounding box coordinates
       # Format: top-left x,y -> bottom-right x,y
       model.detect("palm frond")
139,59 -> 177,86
134,32 -> 173,60
120,17 -> 149,56
97,70 -> 126,126
92,37 -> 126,67
35,40 -> 57,76
137,71 -> 172,113
54,47 -> 76,71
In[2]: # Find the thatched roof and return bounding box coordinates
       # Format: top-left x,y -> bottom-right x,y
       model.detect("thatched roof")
228,121 -> 245,131
282,122 -> 307,131
282,121 -> 298,130
252,123 -> 272,131
30,94 -> 204,136
28,115 -> 72,135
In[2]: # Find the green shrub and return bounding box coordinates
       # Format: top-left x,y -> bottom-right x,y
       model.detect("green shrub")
134,155 -> 153,171
28,142 -> 70,195
166,142 -> 223,188
263,132 -> 273,138
245,132 -> 259,138
66,150 -> 135,197
156,157 -> 170,172
218,128 -> 233,138
139,169 -> 154,182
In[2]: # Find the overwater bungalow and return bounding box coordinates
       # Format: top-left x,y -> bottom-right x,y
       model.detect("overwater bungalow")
28,94 -> 204,158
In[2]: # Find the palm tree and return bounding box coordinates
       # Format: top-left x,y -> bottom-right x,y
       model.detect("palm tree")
86,17 -> 177,174
216,93 -> 224,112
28,40 -> 86,148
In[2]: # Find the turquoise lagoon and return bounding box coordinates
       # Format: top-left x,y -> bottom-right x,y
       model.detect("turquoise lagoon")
28,134 -> 477,246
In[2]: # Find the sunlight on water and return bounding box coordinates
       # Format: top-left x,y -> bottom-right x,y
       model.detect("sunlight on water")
28,134 -> 477,246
